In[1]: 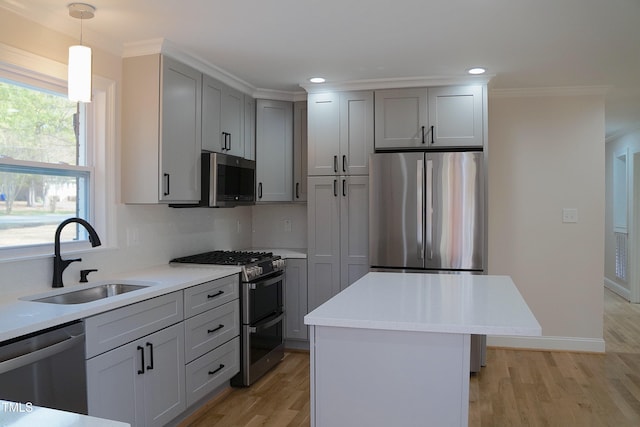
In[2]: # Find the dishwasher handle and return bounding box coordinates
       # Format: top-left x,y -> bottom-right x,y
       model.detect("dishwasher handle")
0,332 -> 85,375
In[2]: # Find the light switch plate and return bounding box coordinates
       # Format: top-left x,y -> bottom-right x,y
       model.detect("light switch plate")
562,208 -> 578,223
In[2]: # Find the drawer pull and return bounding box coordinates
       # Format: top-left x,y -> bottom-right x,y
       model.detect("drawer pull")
207,290 -> 224,299
207,324 -> 224,334
208,364 -> 225,375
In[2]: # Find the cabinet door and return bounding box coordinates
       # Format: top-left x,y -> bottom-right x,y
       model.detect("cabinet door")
293,101 -> 308,201
308,176 -> 341,311
256,99 -> 293,202
143,323 -> 186,427
284,258 -> 308,340
202,75 -> 224,153
428,86 -> 483,147
308,92 -> 340,176
87,340 -> 144,426
340,176 -> 369,291
222,85 -> 245,157
160,56 -> 202,202
340,91 -> 373,175
87,324 -> 185,427
374,88 -> 428,150
244,95 -> 256,160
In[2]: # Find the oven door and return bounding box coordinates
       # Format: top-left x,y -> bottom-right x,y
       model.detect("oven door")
242,272 -> 284,325
242,311 -> 285,386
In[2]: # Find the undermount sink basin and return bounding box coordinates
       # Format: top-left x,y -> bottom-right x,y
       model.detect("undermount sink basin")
31,283 -> 149,305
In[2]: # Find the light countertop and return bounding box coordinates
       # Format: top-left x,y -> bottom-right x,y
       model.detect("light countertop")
0,400 -> 129,426
0,264 -> 241,343
248,248 -> 307,259
304,272 -> 541,336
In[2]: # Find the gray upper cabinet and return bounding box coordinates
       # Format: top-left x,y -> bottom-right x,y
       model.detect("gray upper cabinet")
222,85 -> 245,157
308,92 -> 340,176
202,75 -> 245,157
244,95 -> 256,160
374,87 -> 428,150
308,91 -> 373,176
122,54 -> 202,204
202,75 -> 223,153
428,85 -> 483,147
374,85 -> 484,150
256,99 -> 293,202
293,101 -> 308,201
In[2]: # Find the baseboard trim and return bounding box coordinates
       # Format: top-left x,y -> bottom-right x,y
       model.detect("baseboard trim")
604,278 -> 631,300
487,335 -> 606,353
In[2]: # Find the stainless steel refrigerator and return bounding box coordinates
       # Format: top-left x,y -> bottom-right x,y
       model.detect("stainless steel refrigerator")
369,151 -> 485,273
369,151 -> 486,372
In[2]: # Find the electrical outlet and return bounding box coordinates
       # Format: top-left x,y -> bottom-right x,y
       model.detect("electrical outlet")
562,208 -> 578,223
284,219 -> 292,232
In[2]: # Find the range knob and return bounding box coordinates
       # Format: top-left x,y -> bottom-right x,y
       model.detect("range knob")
272,259 -> 286,269
245,266 -> 259,280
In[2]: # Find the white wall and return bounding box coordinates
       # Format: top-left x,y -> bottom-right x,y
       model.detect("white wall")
487,92 -> 605,351
0,10 -> 252,298
251,204 -> 307,249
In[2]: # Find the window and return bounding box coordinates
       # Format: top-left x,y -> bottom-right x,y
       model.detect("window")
0,79 -> 93,248
0,44 -> 114,258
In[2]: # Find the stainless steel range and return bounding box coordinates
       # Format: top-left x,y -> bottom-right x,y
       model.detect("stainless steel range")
170,250 -> 285,386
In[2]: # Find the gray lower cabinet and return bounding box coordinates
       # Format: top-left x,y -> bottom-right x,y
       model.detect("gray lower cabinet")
86,320 -> 186,427
307,176 -> 369,312
85,274 -> 241,426
284,258 -> 308,341
183,275 -> 240,407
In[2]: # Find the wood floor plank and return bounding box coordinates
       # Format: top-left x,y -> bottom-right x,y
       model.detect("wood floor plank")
183,289 -> 640,427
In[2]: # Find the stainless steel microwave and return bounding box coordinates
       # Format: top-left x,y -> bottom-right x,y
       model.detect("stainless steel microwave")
198,152 -> 256,207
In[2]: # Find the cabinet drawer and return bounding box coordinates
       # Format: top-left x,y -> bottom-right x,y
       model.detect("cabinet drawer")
184,300 -> 239,362
186,336 -> 240,408
184,274 -> 239,318
85,292 -> 183,358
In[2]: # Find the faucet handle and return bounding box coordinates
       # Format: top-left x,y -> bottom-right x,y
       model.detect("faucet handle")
80,269 -> 98,283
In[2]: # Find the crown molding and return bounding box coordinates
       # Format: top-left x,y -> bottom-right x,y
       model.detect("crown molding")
300,74 -> 494,93
490,86 -> 610,98
122,38 -> 256,96
252,88 -> 307,102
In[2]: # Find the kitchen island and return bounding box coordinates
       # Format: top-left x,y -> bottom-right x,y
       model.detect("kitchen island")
304,272 -> 541,427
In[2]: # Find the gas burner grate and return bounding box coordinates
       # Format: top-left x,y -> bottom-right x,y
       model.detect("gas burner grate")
170,250 -> 274,266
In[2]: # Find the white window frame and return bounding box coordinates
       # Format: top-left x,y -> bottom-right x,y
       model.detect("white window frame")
0,43 -> 116,261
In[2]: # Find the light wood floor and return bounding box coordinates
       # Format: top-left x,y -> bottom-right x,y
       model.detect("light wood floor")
184,288 -> 640,426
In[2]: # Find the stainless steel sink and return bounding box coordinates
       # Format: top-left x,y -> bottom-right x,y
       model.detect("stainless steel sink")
31,283 -> 149,304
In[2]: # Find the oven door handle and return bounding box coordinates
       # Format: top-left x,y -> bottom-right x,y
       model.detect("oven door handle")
249,312 -> 285,334
248,273 -> 283,290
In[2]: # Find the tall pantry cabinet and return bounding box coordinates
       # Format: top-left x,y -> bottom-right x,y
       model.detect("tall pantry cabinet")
307,91 -> 373,311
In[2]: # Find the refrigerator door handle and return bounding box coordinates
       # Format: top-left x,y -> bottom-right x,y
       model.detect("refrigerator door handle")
417,159 -> 424,260
426,158 -> 433,260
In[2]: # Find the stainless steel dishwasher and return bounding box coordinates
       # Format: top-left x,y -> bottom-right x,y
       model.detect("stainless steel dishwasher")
0,320 -> 87,414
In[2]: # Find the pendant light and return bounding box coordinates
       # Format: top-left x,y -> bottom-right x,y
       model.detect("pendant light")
68,3 -> 95,103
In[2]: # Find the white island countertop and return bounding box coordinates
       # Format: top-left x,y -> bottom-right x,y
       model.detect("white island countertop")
305,272 -> 541,336
0,400 -> 129,426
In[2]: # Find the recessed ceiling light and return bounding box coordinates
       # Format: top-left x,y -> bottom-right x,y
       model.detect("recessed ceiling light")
467,67 -> 486,75
309,77 -> 326,83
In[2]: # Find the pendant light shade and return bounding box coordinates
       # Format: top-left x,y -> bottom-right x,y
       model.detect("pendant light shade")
68,45 -> 92,103
67,3 -> 95,103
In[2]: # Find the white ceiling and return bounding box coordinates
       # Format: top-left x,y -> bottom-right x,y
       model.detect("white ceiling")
1,0 -> 639,137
